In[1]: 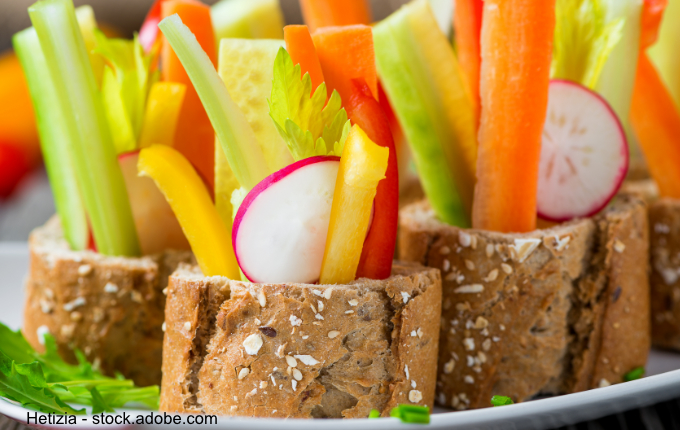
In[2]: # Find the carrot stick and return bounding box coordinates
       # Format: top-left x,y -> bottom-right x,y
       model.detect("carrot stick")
630,54 -> 680,198
631,0 -> 680,199
299,0 -> 371,33
312,25 -> 378,102
284,25 -> 325,92
453,0 -> 484,129
161,0 -> 216,191
472,0 -> 555,233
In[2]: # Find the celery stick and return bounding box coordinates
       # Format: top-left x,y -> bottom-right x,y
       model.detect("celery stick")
211,0 -> 284,42
595,0 -> 642,150
13,28 -> 89,251
74,5 -> 104,86
29,0 -> 140,257
159,14 -> 269,190
649,0 -> 680,107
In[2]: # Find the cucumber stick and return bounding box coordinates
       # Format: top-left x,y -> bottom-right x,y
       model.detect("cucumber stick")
374,0 -> 476,227
216,39 -> 289,226
211,0 -> 284,42
13,28 -> 89,251
29,0 -> 140,256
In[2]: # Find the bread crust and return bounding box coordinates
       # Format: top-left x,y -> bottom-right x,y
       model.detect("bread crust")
649,197 -> 680,350
160,262 -> 441,418
23,217 -> 193,387
399,194 -> 649,409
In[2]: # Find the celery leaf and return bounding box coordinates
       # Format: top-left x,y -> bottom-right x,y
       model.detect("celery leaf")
95,32 -> 159,154
269,48 -> 350,161
552,0 -> 625,89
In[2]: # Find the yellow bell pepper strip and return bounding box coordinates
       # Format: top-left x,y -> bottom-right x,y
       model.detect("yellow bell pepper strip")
649,0 -> 680,106
319,125 -> 388,285
138,145 -> 240,278
139,82 -> 186,148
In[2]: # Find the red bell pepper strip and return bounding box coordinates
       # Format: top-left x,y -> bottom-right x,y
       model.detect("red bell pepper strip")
346,79 -> 399,280
453,0 -> 484,128
139,0 -> 167,53
640,0 -> 667,50
161,0 -> 217,192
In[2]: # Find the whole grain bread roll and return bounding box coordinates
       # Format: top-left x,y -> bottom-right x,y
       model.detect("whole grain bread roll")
23,217 -> 194,387
649,197 -> 680,350
160,262 -> 441,418
399,194 -> 650,410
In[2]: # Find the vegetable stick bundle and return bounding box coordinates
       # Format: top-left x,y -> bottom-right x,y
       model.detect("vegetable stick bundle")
5,0 -> 667,419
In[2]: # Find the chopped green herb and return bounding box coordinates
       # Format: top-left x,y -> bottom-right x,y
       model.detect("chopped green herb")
624,367 -> 645,382
389,404 -> 430,424
491,395 -> 514,407
0,322 -> 159,414
368,409 -> 380,419
268,47 -> 351,162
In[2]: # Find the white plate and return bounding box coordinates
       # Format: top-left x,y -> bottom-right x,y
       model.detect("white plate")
1,242 -> 679,429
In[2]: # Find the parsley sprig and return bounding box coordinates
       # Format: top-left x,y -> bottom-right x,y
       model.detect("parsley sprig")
0,322 -> 159,414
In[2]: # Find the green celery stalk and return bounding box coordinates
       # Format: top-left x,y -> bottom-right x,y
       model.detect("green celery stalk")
13,28 -> 89,251
29,0 -> 140,257
74,5 -> 104,86
649,0 -> 680,107
159,14 -> 269,190
594,0 -> 642,149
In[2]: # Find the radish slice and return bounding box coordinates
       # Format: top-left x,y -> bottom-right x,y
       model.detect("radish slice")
537,80 -> 628,222
233,156 -> 340,284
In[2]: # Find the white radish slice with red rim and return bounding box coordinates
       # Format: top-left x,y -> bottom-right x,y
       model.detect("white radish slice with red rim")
233,156 -> 340,284
537,79 -> 628,222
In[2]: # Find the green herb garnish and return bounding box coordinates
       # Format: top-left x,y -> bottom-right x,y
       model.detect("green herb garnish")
389,404 -> 430,424
268,48 -> 351,162
0,322 -> 159,414
491,395 -> 514,407
624,367 -> 645,382
368,409 -> 380,418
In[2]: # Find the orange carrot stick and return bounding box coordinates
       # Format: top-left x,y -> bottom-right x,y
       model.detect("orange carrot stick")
284,25 -> 325,92
299,0 -> 371,33
453,0 -> 484,128
472,0 -> 555,233
631,58 -> 680,199
312,25 -> 378,102
161,0 -> 216,191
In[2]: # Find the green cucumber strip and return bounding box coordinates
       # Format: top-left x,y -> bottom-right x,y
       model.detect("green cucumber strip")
13,28 -> 89,251
29,0 -> 140,257
159,14 -> 270,190
374,3 -> 469,227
